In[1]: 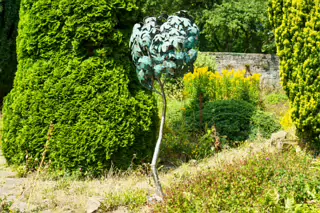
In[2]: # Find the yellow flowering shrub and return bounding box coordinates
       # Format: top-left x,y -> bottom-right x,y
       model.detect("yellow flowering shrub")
184,68 -> 261,105
269,0 -> 320,143
183,67 -> 211,99
280,109 -> 294,131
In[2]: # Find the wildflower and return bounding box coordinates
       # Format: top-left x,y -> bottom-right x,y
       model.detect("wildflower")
183,72 -> 193,82
252,73 -> 262,81
234,70 -> 246,79
222,69 -> 229,76
195,67 -> 209,76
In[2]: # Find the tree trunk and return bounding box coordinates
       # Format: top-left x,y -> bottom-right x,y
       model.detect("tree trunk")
150,80 -> 166,198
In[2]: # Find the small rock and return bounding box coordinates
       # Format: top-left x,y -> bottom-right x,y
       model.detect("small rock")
189,159 -> 197,166
11,201 -> 37,213
271,131 -> 287,141
147,195 -> 163,205
307,200 -> 317,204
87,198 -> 101,213
269,131 -> 288,150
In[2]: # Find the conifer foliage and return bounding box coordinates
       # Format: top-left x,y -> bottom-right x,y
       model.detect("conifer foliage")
2,0 -> 157,175
269,0 -> 320,144
0,0 -> 20,105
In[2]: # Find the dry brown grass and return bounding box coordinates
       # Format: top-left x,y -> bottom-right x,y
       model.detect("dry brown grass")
20,173 -> 150,212
11,138 -> 281,213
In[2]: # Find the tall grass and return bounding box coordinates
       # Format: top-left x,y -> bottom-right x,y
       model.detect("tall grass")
155,148 -> 320,212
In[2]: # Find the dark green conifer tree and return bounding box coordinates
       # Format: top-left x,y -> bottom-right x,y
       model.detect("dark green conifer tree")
269,0 -> 320,145
2,0 -> 157,175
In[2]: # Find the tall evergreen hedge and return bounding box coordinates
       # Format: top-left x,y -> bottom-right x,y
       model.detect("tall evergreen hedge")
2,0 -> 157,175
0,0 -> 20,105
269,0 -> 320,144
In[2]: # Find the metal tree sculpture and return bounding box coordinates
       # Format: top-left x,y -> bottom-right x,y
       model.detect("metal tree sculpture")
130,11 -> 199,198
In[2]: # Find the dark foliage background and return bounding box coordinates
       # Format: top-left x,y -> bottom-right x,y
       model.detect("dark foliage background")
0,0 -> 20,105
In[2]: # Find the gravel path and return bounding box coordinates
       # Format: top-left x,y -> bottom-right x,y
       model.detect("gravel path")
0,150 -> 30,212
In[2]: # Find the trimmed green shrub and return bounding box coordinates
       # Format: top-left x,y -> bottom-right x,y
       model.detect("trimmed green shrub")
2,0 -> 157,176
186,100 -> 256,142
265,92 -> 288,105
0,0 -> 20,105
250,110 -> 281,139
269,0 -> 320,144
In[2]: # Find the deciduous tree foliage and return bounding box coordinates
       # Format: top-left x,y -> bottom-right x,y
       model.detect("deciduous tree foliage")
141,0 -> 220,16
269,0 -> 320,144
203,0 -> 275,53
141,0 -> 219,51
2,0 -> 157,175
141,0 -> 275,53
0,0 -> 20,105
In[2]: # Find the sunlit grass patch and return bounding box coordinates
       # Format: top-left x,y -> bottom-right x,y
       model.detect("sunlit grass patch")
155,148 -> 320,212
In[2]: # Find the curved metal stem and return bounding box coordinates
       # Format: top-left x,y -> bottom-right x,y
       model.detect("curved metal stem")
150,79 -> 166,198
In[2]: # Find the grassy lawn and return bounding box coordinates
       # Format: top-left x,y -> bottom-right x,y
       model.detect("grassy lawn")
15,139 -> 282,212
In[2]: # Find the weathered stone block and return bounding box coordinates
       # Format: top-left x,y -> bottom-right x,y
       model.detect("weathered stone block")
201,52 -> 281,89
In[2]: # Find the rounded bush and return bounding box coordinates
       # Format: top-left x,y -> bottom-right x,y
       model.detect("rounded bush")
186,100 -> 256,141
250,110 -> 281,139
2,0 -> 157,175
269,0 -> 320,144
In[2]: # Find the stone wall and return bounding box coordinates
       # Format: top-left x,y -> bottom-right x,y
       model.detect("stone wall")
202,52 -> 281,89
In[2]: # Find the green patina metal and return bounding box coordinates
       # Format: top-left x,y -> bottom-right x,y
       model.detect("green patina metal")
130,11 -> 200,198
130,11 -> 200,90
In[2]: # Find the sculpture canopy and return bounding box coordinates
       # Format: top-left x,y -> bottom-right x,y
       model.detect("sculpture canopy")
130,11 -> 200,89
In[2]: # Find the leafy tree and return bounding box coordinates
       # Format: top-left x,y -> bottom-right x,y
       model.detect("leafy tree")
269,0 -> 320,145
0,0 -> 20,105
141,0 -> 275,53
141,0 -> 220,17
130,11 -> 200,198
140,0 -> 220,51
203,0 -> 275,53
2,0 -> 157,176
